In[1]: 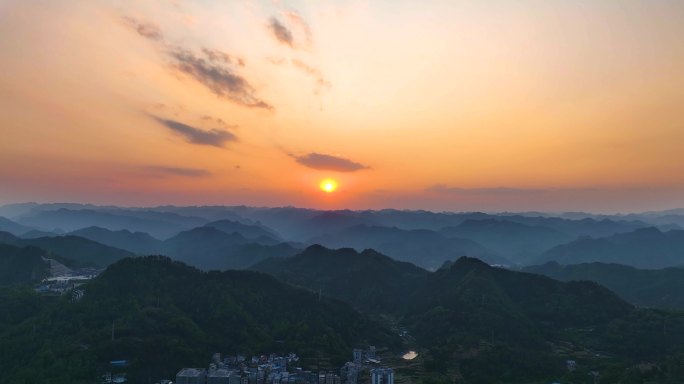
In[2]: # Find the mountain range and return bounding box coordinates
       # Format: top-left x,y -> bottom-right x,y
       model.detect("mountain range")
525,261 -> 684,309
3,234 -> 684,382
535,227 -> 684,268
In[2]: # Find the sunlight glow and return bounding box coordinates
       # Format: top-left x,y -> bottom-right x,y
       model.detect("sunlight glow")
319,178 -> 338,193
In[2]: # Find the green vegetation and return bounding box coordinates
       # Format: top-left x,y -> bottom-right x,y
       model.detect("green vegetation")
255,246 -> 684,383
0,244 -> 49,285
0,256 -> 397,383
525,262 -> 684,309
252,244 -> 429,314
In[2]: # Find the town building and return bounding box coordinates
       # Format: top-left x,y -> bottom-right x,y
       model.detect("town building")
177,368 -> 207,384
370,368 -> 393,384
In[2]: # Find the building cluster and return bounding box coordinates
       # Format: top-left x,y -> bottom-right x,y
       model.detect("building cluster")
339,346 -> 382,384
34,270 -> 98,296
164,348 -> 394,384
35,279 -> 84,295
170,353 -> 315,384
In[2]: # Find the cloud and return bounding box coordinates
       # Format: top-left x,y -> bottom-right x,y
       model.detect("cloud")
122,16 -> 163,41
122,16 -> 271,110
284,11 -> 312,46
427,185 -> 550,196
292,59 -> 331,93
145,166 -> 211,177
292,153 -> 369,172
201,48 -> 244,66
170,49 -> 273,110
154,117 -> 236,147
268,17 -> 294,47
200,115 -> 231,127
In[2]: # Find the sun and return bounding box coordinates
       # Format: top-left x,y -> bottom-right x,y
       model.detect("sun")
319,178 -> 338,193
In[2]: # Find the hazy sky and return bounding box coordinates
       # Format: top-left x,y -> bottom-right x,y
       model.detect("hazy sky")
1,0 -> 684,212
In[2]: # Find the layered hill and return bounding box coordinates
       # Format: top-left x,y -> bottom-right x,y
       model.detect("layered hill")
525,262 -> 684,309
0,231 -> 133,268
16,208 -> 206,239
69,226 -> 162,255
203,219 -> 282,241
0,216 -> 34,236
162,227 -> 298,270
439,219 -> 572,263
535,227 -> 684,268
309,225 -> 508,270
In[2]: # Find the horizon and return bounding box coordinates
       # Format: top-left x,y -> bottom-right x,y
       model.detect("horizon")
2,1 -> 684,212
2,200 -> 684,217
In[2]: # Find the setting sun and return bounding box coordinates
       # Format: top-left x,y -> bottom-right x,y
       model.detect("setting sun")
320,179 -> 338,193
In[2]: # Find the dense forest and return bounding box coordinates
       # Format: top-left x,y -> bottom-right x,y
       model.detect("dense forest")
0,256 -> 397,383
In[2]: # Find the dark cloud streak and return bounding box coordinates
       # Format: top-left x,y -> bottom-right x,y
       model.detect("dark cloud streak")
145,166 -> 212,177
427,185 -> 551,196
170,49 -> 273,110
292,59 -> 331,93
268,17 -> 294,47
284,11 -> 312,46
154,117 -> 236,147
293,153 -> 369,172
122,16 -> 163,41
122,16 -> 271,110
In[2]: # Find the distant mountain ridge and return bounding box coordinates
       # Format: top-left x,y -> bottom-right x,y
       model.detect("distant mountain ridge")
69,226 -> 162,255
0,231 -> 133,268
15,208 -> 207,239
203,219 -> 282,241
309,224 -> 508,269
5,203 -> 684,271
439,219 -> 572,263
535,227 -> 684,268
0,216 -> 35,236
162,227 -> 298,270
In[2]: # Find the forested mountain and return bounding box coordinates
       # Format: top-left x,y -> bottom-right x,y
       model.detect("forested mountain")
6,204 -> 684,382
525,262 -> 684,309
0,244 -> 50,285
252,245 -> 430,313
405,257 -> 631,349
0,256 -> 397,383
254,246 -> 684,382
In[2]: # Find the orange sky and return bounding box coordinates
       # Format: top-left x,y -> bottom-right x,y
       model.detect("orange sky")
1,0 -> 684,212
